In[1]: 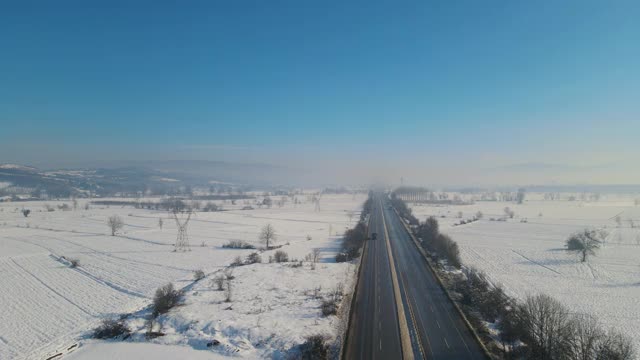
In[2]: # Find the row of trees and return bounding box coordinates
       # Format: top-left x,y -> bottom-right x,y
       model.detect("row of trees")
415,216 -> 462,268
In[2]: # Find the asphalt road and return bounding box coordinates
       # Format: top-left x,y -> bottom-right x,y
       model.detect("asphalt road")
344,194 -> 403,360
344,194 -> 486,359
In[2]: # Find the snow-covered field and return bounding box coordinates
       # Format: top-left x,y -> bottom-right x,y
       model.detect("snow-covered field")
0,194 -> 363,359
410,194 -> 640,349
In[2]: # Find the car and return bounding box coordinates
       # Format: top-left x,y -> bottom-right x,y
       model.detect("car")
370,232 -> 377,240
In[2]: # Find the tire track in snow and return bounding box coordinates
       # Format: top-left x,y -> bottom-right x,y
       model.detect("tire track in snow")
511,250 -> 563,275
9,258 -> 93,316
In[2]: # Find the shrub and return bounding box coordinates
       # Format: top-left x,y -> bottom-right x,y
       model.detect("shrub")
231,256 -> 244,266
335,253 -> 349,263
193,269 -> 205,281
152,283 -> 182,316
212,274 -> 225,290
321,298 -> 338,316
245,252 -> 261,264
222,240 -> 255,249
93,318 -> 130,339
299,334 -> 330,360
273,250 -> 289,263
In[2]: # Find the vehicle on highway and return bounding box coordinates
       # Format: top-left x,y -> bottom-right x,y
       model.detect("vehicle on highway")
370,232 -> 377,240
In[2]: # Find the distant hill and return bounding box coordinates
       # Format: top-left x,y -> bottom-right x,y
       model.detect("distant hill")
0,160 -> 299,199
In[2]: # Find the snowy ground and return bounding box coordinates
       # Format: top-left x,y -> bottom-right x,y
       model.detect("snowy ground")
0,194 -> 363,359
410,194 -> 640,349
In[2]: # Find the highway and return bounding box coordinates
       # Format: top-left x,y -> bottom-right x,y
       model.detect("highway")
344,193 -> 486,359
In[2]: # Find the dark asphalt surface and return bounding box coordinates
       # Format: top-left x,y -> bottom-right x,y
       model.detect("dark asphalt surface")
344,194 -> 403,360
344,194 -> 486,360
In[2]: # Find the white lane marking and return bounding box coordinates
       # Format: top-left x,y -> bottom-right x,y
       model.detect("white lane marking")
430,305 -> 434,312
436,320 -> 441,329
380,339 -> 382,350
444,338 -> 450,349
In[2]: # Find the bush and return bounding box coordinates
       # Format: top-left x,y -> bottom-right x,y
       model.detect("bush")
222,240 -> 255,249
273,250 -> 289,263
335,253 -> 349,263
245,252 -> 261,264
152,283 -> 182,316
321,298 -> 338,317
93,318 -> 130,339
299,334 -> 330,360
212,274 -> 225,290
231,256 -> 244,266
68,258 -> 80,268
193,269 -> 205,281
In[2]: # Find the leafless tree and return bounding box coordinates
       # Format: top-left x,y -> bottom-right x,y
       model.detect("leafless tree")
615,215 -> 622,227
224,278 -> 232,302
598,331 -> 636,359
72,198 -> 78,210
21,209 -> 30,217
516,188 -> 526,204
566,229 -> 606,262
568,314 -> 603,360
504,207 -> 515,219
475,211 -> 483,220
212,274 -> 225,290
259,223 -> 277,249
312,248 -> 321,263
516,294 -> 575,359
158,217 -> 163,230
107,215 -> 124,236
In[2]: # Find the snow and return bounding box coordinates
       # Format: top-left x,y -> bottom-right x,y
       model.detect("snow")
0,194 -> 363,359
410,194 -> 640,349
66,341 -> 230,360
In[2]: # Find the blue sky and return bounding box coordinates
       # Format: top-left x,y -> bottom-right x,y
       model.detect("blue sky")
1,1 -> 639,184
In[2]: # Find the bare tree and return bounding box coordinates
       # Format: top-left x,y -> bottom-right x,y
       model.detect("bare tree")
72,198 -> 78,210
107,215 -> 124,236
504,207 -> 515,219
224,278 -> 232,302
158,217 -> 163,230
312,248 -> 321,263
517,188 -> 526,204
516,294 -> 575,359
212,274 -> 225,290
21,209 -> 30,217
475,211 -> 483,220
569,314 -> 603,360
259,223 -> 277,249
566,229 -> 606,262
615,215 -> 622,227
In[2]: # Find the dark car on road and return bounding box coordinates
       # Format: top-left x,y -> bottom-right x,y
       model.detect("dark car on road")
370,232 -> 377,240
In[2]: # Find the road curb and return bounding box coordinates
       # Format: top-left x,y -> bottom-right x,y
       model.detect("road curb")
392,208 -> 493,360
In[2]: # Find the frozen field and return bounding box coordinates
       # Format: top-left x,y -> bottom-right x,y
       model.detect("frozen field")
410,194 -> 640,349
0,194 -> 363,359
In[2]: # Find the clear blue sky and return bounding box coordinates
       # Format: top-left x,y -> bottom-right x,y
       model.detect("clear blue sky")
1,1 -> 639,184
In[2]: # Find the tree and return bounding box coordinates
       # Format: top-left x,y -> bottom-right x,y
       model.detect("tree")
475,211 -> 483,220
569,314 -> 603,360
504,207 -> 515,219
566,229 -> 606,262
107,215 -> 124,236
515,294 -> 575,360
517,188 -> 526,204
259,223 -> 277,249
158,217 -> 163,230
21,209 -> 30,217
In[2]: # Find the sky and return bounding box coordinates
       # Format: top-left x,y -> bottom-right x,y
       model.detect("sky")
1,1 -> 639,186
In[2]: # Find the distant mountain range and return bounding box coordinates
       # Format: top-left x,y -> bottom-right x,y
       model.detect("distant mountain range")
0,161 -> 301,198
